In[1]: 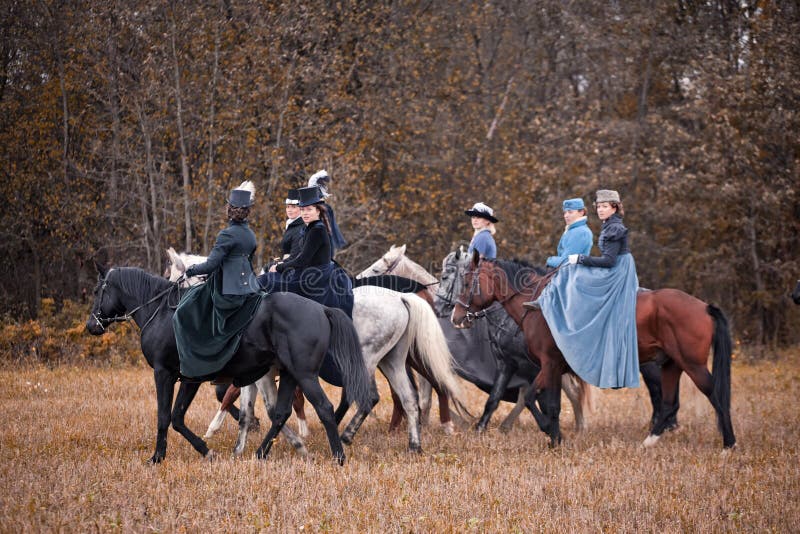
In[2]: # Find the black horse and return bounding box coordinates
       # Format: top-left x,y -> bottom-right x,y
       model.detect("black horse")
793,280 -> 800,305
86,265 -> 375,464
437,249 -> 679,433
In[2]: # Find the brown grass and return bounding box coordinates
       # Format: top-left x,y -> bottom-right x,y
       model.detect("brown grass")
1,348 -> 799,532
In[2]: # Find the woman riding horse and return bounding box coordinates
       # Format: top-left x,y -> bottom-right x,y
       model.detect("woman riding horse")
173,182 -> 262,379
525,189 -> 640,389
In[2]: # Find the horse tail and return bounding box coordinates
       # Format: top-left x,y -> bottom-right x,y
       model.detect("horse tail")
708,304 -> 733,432
324,307 -> 374,411
400,293 -> 474,422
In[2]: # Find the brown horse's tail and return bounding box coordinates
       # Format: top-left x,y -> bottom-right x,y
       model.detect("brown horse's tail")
708,304 -> 735,447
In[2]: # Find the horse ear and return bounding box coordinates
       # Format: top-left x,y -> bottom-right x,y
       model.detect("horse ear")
398,244 -> 406,256
94,260 -> 108,276
454,248 -> 461,260
173,255 -> 186,273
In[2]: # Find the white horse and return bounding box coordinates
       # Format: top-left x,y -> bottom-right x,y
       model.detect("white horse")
166,249 -> 472,453
357,244 -> 593,432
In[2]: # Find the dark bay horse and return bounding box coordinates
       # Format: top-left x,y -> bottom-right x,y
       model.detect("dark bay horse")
451,254 -> 735,449
86,265 -> 375,464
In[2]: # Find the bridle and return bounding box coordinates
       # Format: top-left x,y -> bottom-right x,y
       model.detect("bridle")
381,254 -> 404,275
453,259 -> 485,326
91,271 -> 178,333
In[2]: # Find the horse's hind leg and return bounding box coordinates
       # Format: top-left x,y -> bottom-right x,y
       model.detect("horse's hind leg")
216,383 -> 239,421
171,381 -> 211,458
292,386 -> 308,437
233,385 -> 256,456
333,388 -> 351,425
378,346 -> 422,452
499,384 -> 528,434
254,373 -> 297,461
340,378 -> 380,446
254,376 -> 308,457
644,360 -> 682,448
388,388 -> 406,432
296,376 -> 347,464
418,375 -> 433,426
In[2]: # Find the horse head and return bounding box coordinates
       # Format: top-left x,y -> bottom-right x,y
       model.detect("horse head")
793,280 -> 800,305
86,264 -> 125,335
435,247 -> 469,315
450,250 -> 503,329
165,247 -> 205,286
356,244 -> 406,279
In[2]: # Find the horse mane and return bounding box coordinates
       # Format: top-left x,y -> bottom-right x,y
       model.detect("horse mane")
112,267 -> 173,296
491,258 -> 546,294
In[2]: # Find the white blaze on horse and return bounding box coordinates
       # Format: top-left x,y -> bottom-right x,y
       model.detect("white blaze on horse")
166,249 -> 473,454
357,244 -> 593,433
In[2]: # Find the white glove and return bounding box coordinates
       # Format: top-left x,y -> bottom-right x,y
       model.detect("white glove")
568,254 -> 580,265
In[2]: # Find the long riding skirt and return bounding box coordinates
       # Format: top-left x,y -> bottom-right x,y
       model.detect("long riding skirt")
537,253 -> 640,389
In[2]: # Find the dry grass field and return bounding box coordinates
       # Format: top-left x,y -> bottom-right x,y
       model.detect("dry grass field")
1,349 -> 799,532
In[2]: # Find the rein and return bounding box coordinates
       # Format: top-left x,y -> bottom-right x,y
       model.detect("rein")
382,254 -> 404,275
92,273 -> 179,334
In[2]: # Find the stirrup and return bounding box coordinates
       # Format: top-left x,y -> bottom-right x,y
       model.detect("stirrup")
522,300 -> 541,310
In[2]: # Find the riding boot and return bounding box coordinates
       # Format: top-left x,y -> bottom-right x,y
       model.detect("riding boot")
522,300 -> 541,310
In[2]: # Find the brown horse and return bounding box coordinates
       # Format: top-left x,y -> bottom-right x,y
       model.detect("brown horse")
451,253 -> 735,449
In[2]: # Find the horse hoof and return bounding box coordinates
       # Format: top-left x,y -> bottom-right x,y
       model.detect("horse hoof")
721,443 -> 737,455
340,434 -> 353,446
643,434 -> 661,448
409,445 -> 423,454
498,423 -> 513,434
146,454 -> 164,465
334,454 -> 346,466
442,421 -> 455,435
205,449 -> 218,462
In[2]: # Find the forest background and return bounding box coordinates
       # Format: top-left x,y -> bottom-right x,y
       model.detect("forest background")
1,0 -> 798,349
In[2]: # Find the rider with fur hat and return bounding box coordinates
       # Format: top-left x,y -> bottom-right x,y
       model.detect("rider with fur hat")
465,202 -> 498,260
174,182 -> 263,378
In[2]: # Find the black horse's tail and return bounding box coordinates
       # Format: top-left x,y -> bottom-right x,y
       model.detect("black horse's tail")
708,304 -> 736,448
324,308 -> 373,410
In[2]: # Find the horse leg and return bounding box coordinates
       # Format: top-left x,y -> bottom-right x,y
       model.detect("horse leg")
561,374 -> 587,432
339,378 -> 380,446
378,348 -> 423,453
417,375 -> 433,426
170,381 -> 212,458
216,383 -> 240,421
292,386 -> 308,438
435,387 -> 454,434
149,368 -> 178,464
254,373 -> 297,461
524,370 -> 563,447
254,376 -> 308,457
333,388 -> 351,425
644,361 -> 682,447
232,385 -> 256,456
475,358 -> 518,433
296,376 -> 347,464
388,388 -> 407,432
499,384 -> 528,434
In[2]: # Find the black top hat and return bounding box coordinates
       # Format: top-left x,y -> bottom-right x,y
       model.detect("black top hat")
297,186 -> 325,207
228,189 -> 253,208
285,188 -> 300,205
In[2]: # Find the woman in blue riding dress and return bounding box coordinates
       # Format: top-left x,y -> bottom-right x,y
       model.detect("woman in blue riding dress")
532,189 -> 640,389
173,182 -> 262,379
465,202 -> 498,260
259,185 -> 353,317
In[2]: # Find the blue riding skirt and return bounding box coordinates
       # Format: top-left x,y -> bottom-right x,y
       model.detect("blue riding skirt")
536,253 -> 640,389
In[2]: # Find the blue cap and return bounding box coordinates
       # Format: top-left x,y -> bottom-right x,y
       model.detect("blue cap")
562,198 -> 585,211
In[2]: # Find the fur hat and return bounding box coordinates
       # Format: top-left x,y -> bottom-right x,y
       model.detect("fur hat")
562,198 -> 585,211
464,202 -> 498,223
595,189 -> 621,204
229,181 -> 255,207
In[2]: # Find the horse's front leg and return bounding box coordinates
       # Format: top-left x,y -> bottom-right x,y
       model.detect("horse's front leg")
524,367 -> 563,447
499,384 -> 528,433
150,368 -> 177,464
475,358 -> 518,433
171,381 -> 211,458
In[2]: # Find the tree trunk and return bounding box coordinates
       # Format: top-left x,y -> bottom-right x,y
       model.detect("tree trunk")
203,15 -> 221,255
170,3 -> 192,252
